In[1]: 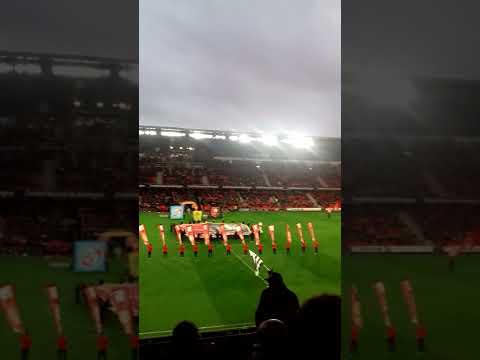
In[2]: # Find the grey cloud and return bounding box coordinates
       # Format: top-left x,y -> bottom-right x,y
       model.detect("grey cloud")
140,0 -> 340,136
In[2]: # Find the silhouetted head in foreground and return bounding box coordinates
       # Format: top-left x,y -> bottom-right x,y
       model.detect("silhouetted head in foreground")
266,271 -> 286,290
172,320 -> 199,347
294,294 -> 341,358
257,319 -> 288,347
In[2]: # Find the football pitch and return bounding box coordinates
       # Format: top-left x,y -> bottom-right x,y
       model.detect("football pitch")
0,256 -> 132,360
342,254 -> 480,359
139,211 -> 341,339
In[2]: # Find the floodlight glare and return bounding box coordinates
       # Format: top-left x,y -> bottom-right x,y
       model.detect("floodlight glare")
189,132 -> 213,140
282,136 -> 314,149
238,134 -> 254,143
259,135 -> 278,146
161,131 -> 186,137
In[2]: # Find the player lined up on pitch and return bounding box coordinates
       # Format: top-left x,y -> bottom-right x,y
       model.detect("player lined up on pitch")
138,221 -> 321,258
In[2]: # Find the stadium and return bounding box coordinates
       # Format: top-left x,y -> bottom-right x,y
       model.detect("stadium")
139,126 -> 341,357
0,51 -> 138,359
342,75 -> 480,359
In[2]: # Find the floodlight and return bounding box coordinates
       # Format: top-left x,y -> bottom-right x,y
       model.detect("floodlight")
189,132 -> 213,140
282,135 -> 314,149
259,135 -> 278,146
161,131 -> 186,137
238,134 -> 254,143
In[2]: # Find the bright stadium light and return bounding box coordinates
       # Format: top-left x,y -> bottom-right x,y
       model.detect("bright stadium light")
259,135 -> 278,146
238,134 -> 254,143
213,134 -> 226,140
189,132 -> 213,140
282,135 -> 314,149
161,131 -> 186,137
140,130 -> 157,136
229,135 -> 239,141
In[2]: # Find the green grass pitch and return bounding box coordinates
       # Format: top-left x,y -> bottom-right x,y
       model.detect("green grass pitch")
0,256 -> 133,360
139,211 -> 341,338
342,254 -> 480,359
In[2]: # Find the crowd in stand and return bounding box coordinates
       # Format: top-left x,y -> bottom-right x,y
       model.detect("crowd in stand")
139,159 -> 341,189
139,188 -> 341,213
343,205 -> 480,248
0,198 -> 136,256
343,137 -> 480,198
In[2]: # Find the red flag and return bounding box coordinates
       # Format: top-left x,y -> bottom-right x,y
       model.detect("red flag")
0,284 -> 25,334
307,222 -> 316,242
84,286 -> 103,334
45,285 -> 63,335
139,225 -> 149,246
351,285 -> 363,329
373,282 -> 392,327
157,225 -> 165,246
400,280 -> 419,325
296,223 -> 305,245
110,288 -> 133,335
268,225 -> 275,245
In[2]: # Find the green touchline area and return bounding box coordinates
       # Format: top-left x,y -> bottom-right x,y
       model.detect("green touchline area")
139,211 -> 341,339
342,254 -> 480,359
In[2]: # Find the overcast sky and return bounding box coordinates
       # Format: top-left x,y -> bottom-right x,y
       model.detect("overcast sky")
140,0 -> 341,137
343,0 -> 480,79
0,1 -> 138,60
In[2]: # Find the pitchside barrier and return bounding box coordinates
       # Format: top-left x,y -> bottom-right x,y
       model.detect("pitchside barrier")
350,245 -> 480,253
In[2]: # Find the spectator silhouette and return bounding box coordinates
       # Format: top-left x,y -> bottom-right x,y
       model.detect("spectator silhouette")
168,321 -> 205,360
252,319 -> 290,360
292,294 -> 341,359
255,272 -> 299,329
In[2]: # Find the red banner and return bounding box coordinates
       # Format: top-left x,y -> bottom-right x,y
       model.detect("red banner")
202,224 -> 210,245
45,285 -> 63,335
268,225 -> 275,244
373,282 -> 392,327
186,225 -> 195,246
286,224 -> 292,245
400,280 -> 419,325
158,225 -> 165,246
252,224 -> 260,246
174,224 -> 182,245
0,284 -> 24,334
307,222 -> 316,243
236,225 -> 245,245
139,225 -> 149,246
350,285 -> 363,329
84,287 -> 103,334
296,223 -> 305,245
220,224 -> 228,245
110,288 -> 133,335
